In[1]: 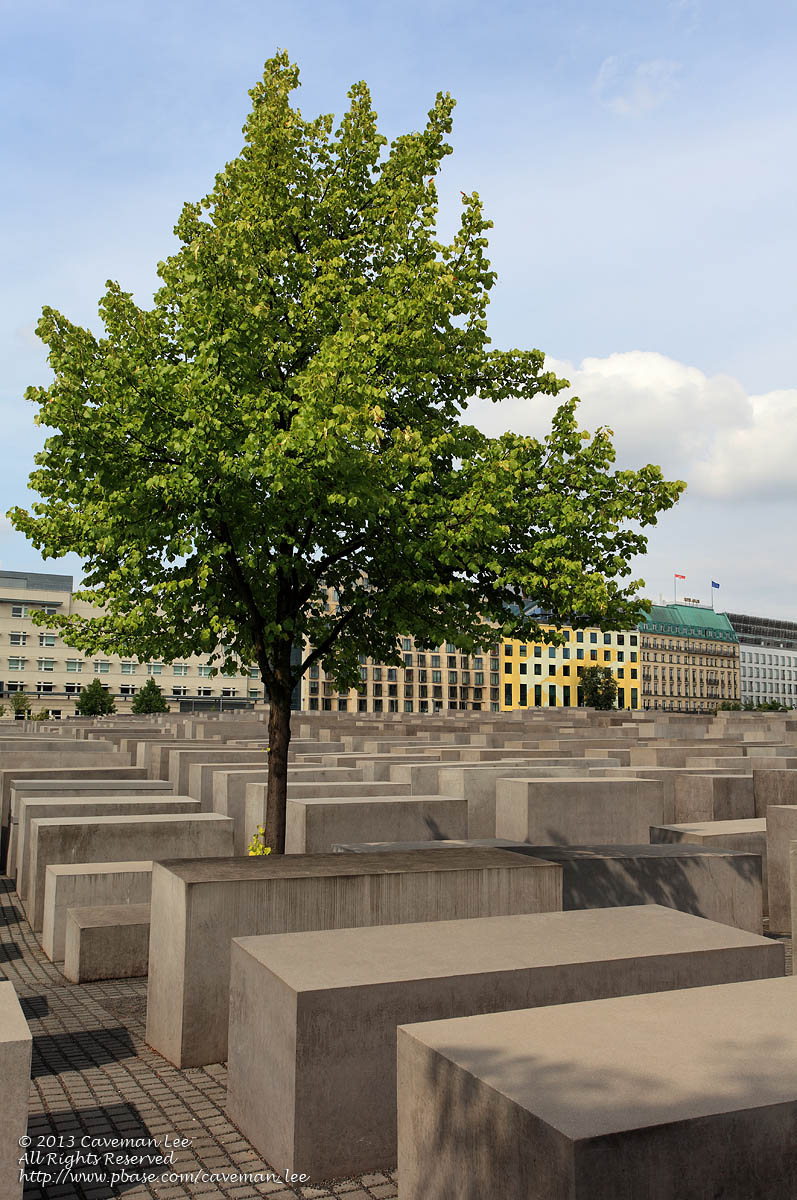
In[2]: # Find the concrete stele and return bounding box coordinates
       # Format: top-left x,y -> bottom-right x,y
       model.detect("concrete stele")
398,975 -> 797,1199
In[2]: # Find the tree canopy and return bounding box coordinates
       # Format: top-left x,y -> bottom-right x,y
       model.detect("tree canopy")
131,678 -> 170,714
9,51 -> 684,850
580,665 -> 619,710
75,678 -> 117,716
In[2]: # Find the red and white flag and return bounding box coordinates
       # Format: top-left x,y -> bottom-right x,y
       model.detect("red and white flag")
674,573 -> 686,579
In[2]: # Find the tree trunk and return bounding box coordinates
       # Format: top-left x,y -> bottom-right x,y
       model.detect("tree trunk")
265,686 -> 292,854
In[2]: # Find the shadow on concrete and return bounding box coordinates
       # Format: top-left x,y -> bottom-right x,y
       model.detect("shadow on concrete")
505,835 -> 762,924
24,1101 -> 164,1197
408,1023 -> 797,1198
31,1027 -> 137,1079
423,815 -> 448,840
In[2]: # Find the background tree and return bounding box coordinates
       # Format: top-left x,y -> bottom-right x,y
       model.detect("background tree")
580,665 -> 618,710
131,678 -> 170,714
10,52 -> 684,852
10,692 -> 31,719
75,678 -> 117,716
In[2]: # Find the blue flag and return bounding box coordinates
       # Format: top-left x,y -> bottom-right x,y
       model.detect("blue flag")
711,581 -> 720,589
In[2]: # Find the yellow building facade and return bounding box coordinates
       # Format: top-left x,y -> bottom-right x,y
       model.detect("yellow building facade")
500,625 -> 641,711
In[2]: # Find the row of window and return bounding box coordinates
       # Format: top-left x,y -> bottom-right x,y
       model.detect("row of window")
6,682 -> 252,698
307,698 -> 484,714
741,651 -> 797,666
505,632 -> 638,652
6,658 -> 222,676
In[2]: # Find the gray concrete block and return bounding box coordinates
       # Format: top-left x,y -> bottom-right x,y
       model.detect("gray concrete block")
63,903 -> 151,982
42,861 -> 153,962
673,775 -> 754,823
337,838 -> 763,930
766,806 -> 797,933
26,812 -> 234,932
186,759 -> 268,811
0,982 -> 32,1200
227,905 -> 783,1181
242,768 -> 368,848
432,762 -> 622,839
397,976 -> 797,1199
13,796 -> 200,898
753,769 -> 797,817
284,795 -> 467,854
508,844 -> 763,933
145,848 -> 562,1067
495,778 -> 665,845
0,765 -> 149,869
651,820 -> 768,913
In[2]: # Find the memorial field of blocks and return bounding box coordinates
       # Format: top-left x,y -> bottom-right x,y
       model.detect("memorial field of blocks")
2,705 -> 797,1197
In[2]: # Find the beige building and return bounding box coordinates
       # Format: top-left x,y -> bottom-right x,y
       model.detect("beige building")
638,602 -> 740,713
0,570 -> 262,715
302,636 -> 495,714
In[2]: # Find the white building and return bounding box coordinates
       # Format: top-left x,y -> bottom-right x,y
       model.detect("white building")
0,570 -> 263,716
726,611 -> 797,709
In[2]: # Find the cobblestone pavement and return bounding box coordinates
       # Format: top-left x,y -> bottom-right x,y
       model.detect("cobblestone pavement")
1,876 -> 398,1200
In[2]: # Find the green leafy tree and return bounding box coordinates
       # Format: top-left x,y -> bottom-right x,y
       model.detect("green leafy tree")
9,53 -> 684,852
580,665 -> 619,710
131,678 -> 170,714
74,678 -> 117,716
10,692 -> 31,719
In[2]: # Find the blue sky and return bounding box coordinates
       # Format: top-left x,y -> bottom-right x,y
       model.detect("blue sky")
2,0 -> 796,617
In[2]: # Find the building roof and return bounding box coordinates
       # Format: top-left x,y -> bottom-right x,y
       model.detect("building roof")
638,603 -> 738,643
726,611 -> 797,650
0,569 -> 73,593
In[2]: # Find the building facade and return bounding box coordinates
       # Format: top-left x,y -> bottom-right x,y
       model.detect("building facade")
0,571 -> 263,716
302,637 -> 495,713
303,625 -> 644,714
500,625 -> 641,710
726,611 -> 797,709
638,603 -> 740,713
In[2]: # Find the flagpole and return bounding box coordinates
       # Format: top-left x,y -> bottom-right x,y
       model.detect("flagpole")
673,574 -> 676,603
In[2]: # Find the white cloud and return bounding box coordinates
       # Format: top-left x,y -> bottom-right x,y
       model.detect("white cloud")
594,56 -> 681,117
464,350 -> 797,501
692,388 -> 797,499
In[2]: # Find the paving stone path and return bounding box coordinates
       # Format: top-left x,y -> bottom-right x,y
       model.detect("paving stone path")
1,875 -> 398,1200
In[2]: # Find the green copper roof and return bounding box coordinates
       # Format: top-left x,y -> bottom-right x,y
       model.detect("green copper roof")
638,603 -> 738,642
